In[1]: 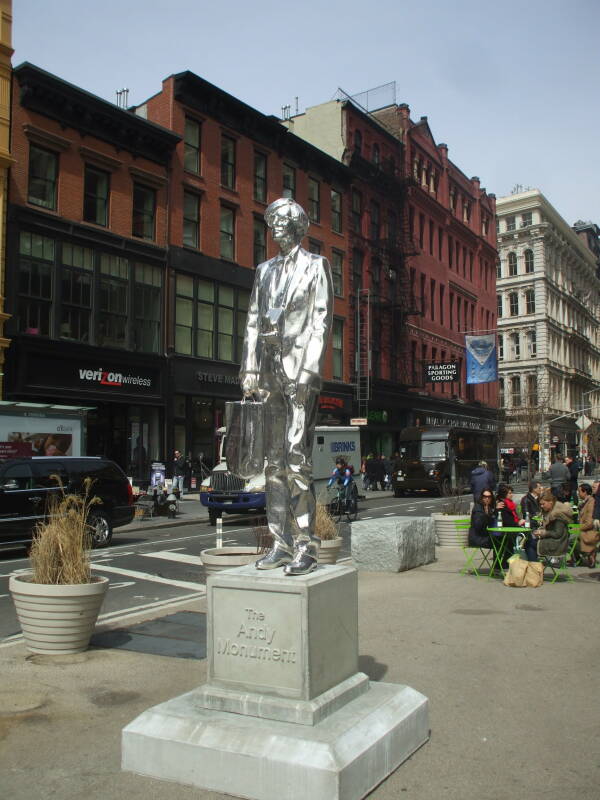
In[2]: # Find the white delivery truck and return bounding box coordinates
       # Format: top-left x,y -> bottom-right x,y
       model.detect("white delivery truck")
200,425 -> 361,525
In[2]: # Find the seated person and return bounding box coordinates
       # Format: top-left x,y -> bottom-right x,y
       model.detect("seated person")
532,489 -> 572,563
468,490 -> 496,548
575,482 -> 598,568
520,480 -> 542,526
327,458 -> 354,502
496,484 -> 526,527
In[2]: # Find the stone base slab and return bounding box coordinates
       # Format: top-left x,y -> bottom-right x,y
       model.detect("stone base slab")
196,670 -> 370,725
351,517 -> 435,572
122,681 -> 429,800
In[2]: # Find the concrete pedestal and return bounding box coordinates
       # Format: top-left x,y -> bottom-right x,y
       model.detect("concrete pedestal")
122,564 -> 429,799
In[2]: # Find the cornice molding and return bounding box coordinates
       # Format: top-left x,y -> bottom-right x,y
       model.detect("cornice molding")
23,122 -> 71,151
128,165 -> 167,188
79,145 -> 122,172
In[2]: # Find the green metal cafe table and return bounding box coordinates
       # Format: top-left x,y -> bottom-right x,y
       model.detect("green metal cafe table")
487,527 -> 529,578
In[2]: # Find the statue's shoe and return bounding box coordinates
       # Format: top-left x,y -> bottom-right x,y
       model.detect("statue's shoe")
255,544 -> 293,570
284,545 -> 318,576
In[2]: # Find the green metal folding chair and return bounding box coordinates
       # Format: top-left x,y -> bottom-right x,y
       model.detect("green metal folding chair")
456,518 -> 494,578
539,523 -> 579,583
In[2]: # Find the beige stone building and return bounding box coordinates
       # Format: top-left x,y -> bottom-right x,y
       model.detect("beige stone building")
0,0 -> 11,396
496,189 -> 600,470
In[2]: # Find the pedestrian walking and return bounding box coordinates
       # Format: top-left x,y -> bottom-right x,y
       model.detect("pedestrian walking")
469,460 -> 495,497
172,449 -> 187,497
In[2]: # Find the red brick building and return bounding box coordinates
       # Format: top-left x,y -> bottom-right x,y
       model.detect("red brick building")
5,63 -> 180,479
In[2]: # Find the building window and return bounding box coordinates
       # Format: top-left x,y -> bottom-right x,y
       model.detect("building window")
430,279 -> 436,321
369,201 -> 380,241
18,231 -> 54,336
525,289 -> 535,314
496,259 -> 502,278
528,329 -> 537,358
371,143 -> 380,165
83,165 -> 109,226
99,254 -> 129,348
371,258 -> 381,296
521,212 -> 532,228
524,249 -> 534,273
331,189 -> 342,233
511,332 -> 520,360
220,206 -> 235,261
506,216 -> 516,231
509,292 -> 519,316
511,375 -> 521,407
463,201 -> 471,224
419,214 -> 425,249
253,217 -> 266,265
60,243 -> 92,342
331,250 -> 343,297
332,318 -> 343,379
221,136 -> 236,189
183,192 -> 200,249
388,210 -> 398,245
498,334 -> 504,360
254,151 -> 267,203
439,285 -> 445,326
508,252 -> 518,276
308,178 -> 320,223
282,163 -> 296,199
527,374 -> 537,406
134,263 -> 162,353
499,378 -> 505,407
28,144 -> 58,211
351,189 -> 362,234
132,183 -> 155,240
308,239 -> 321,255
175,275 -> 248,361
497,294 -> 503,318
353,129 -> 362,156
352,248 -> 363,292
184,118 -> 201,174
438,226 -> 443,260
449,185 -> 457,213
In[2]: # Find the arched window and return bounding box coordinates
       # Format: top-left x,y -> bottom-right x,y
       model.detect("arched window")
372,143 -> 380,165
511,332 -> 520,360
525,289 -> 535,314
524,249 -> 534,273
511,375 -> 521,407
527,375 -> 538,406
528,330 -> 537,357
508,252 -> 518,276
509,292 -> 519,316
353,129 -> 362,156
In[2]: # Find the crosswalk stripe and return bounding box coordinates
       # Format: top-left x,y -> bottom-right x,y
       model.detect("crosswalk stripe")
140,551 -> 203,566
91,563 -> 206,592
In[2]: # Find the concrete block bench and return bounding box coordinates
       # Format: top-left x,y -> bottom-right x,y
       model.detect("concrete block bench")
351,516 -> 435,572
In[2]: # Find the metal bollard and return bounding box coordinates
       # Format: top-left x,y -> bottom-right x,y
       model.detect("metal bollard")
216,516 -> 223,548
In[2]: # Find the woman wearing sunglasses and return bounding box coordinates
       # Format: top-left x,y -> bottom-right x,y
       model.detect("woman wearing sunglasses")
468,490 -> 496,549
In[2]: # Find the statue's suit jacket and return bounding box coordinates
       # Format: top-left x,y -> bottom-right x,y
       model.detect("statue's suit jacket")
240,246 -> 333,388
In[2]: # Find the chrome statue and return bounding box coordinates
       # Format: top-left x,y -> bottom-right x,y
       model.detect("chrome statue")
239,198 -> 333,575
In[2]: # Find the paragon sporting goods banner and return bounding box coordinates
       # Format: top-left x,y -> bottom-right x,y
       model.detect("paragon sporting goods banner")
465,334 -> 497,384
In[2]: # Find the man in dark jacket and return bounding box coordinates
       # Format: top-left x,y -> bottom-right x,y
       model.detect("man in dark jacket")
549,454 -> 570,495
565,456 -> 579,502
520,480 -> 542,527
469,461 -> 495,497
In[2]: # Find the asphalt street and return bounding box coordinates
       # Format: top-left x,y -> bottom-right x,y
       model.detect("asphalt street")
0,491 -> 454,644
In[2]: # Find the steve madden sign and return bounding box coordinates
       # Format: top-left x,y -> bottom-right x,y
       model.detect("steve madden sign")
78,368 -> 152,388
196,371 -> 239,385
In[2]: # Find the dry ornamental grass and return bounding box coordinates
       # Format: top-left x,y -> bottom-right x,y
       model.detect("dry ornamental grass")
252,502 -> 338,549
29,478 -> 100,585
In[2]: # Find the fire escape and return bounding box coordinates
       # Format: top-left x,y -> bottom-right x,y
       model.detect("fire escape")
349,152 -> 421,418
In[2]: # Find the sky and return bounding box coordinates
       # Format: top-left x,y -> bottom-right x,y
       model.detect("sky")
14,0 -> 600,226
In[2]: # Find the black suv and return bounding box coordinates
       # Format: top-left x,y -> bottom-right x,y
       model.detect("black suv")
0,457 -> 135,550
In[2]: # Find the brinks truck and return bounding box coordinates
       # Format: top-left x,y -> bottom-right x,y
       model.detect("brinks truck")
200,425 -> 361,525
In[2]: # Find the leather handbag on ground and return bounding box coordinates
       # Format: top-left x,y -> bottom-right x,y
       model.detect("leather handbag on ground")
224,399 -> 265,479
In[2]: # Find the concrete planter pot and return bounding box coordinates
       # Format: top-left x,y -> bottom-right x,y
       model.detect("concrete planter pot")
318,536 -> 343,564
9,573 -> 109,655
200,547 -> 259,576
433,514 -> 468,546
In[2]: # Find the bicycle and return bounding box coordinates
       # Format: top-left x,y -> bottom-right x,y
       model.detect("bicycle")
328,481 -> 359,522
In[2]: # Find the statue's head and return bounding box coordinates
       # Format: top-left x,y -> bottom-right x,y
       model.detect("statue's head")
265,198 -> 309,248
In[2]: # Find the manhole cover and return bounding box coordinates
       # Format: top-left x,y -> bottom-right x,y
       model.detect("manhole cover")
0,690 -> 47,715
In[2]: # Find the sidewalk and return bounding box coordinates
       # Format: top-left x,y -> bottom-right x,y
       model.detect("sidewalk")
2,547 -> 598,800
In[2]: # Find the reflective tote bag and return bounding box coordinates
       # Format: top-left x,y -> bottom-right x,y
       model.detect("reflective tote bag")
224,399 -> 265,479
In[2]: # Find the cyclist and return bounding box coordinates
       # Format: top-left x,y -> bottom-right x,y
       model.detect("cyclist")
327,458 -> 355,509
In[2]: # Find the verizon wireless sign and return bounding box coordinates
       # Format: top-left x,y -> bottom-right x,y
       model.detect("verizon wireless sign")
78,368 -> 152,388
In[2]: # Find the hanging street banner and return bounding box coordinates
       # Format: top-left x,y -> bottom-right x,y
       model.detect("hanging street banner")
423,362 -> 458,383
465,334 -> 497,384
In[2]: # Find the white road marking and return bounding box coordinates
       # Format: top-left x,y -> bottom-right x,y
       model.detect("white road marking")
90,563 -> 206,592
0,591 -> 206,649
108,581 -> 136,590
141,551 -> 202,566
384,512 -> 396,516
361,516 -> 373,519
